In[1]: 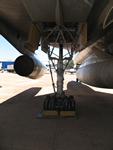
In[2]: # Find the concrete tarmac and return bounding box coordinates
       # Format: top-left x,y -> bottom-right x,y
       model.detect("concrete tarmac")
0,73 -> 113,150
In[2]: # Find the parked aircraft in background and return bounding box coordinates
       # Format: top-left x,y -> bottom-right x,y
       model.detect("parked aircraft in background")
65,68 -> 76,74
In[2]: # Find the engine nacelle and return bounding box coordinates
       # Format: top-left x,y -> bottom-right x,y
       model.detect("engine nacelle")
76,49 -> 113,88
14,54 -> 46,79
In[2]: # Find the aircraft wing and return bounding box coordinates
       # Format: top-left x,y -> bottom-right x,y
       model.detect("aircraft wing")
1,0 -> 113,88
1,0 -> 112,53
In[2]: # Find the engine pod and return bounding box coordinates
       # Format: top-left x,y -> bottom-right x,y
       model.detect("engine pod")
14,55 -> 45,79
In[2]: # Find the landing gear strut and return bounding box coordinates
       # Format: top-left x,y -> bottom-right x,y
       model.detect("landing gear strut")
37,23 -> 79,118
42,43 -> 76,117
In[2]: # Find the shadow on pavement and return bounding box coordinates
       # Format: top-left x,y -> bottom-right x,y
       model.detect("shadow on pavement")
0,87 -> 41,150
67,81 -> 98,95
1,85 -> 113,150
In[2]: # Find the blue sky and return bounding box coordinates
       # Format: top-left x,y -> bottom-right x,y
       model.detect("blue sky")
0,35 -> 48,64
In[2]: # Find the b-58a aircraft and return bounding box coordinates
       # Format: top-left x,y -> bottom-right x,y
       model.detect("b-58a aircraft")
1,0 -> 113,115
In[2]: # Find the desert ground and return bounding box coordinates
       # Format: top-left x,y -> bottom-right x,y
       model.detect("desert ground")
0,72 -> 113,150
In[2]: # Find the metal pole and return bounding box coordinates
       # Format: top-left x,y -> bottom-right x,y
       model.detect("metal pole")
57,44 -> 64,96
